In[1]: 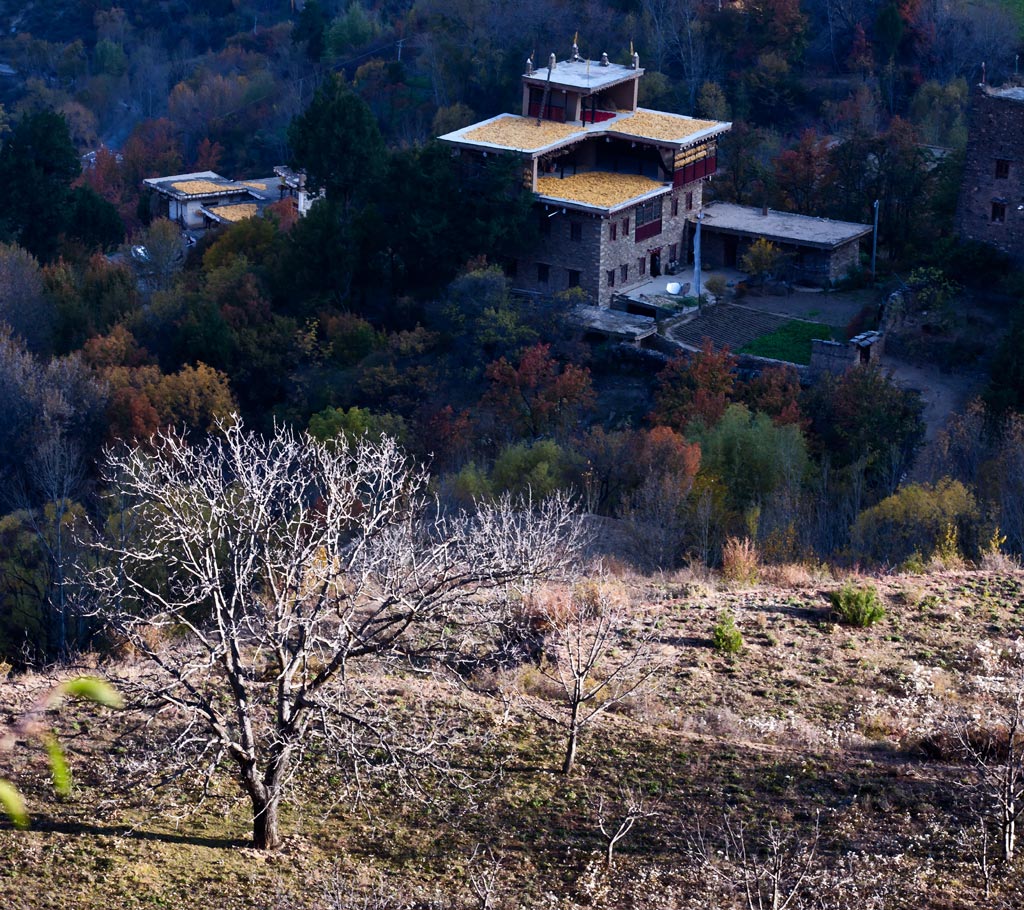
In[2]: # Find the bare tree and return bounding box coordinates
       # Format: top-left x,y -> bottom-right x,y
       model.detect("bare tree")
594,785 -> 658,871
952,668 -> 1024,863
0,242 -> 51,354
526,583 -> 660,775
466,843 -> 503,910
89,420 -> 584,849
689,811 -> 821,910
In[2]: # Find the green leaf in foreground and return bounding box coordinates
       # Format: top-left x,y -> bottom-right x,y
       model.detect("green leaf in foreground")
43,734 -> 71,797
0,779 -> 29,829
59,676 -> 124,709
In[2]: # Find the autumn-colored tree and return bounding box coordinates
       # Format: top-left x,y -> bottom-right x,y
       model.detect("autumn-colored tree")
121,119 -> 183,188
803,364 -> 925,493
416,404 -> 475,473
773,130 -> 831,215
846,23 -> 873,78
741,238 -> 784,288
578,425 -> 702,516
193,137 -> 224,172
739,364 -> 804,426
652,340 -> 738,432
78,147 -> 138,232
483,343 -> 595,439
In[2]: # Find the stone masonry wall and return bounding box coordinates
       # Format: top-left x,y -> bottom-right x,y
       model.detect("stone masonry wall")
956,85 -> 1024,264
512,179 -> 705,306
511,207 -> 604,301
595,180 -> 704,305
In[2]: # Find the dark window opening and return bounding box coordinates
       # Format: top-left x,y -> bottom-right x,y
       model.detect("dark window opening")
992,201 -> 1007,223
635,197 -> 663,229
570,222 -> 582,242
538,263 -> 550,283
686,191 -> 694,210
671,195 -> 679,217
620,264 -> 628,282
607,269 -> 615,287
639,256 -> 646,276
996,158 -> 1011,179
610,222 -> 617,241
568,269 -> 581,287
622,217 -> 630,235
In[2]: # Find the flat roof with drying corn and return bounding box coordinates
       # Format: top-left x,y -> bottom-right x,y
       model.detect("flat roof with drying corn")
607,109 -> 722,143
461,115 -> 582,151
443,109 -> 728,156
536,172 -> 666,209
206,203 -> 259,223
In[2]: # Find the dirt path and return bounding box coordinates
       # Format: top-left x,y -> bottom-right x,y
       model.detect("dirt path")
883,355 -> 987,443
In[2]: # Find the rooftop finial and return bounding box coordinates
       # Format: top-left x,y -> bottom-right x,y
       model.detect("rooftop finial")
572,31 -> 581,62
549,52 -> 556,71
600,52 -> 609,67
526,53 -> 534,75
632,50 -> 640,70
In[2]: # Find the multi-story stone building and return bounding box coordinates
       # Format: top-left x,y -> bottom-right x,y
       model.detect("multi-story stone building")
438,48 -> 731,306
957,83 -> 1024,263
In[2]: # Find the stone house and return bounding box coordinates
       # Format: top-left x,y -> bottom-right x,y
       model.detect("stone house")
956,82 -> 1024,263
699,202 -> 872,286
438,47 -> 731,306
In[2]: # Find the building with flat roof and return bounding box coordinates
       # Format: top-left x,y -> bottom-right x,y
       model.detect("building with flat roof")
438,44 -> 731,306
699,202 -> 872,285
143,170 -> 315,229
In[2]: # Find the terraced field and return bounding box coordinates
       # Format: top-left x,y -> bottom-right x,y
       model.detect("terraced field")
668,302 -> 820,353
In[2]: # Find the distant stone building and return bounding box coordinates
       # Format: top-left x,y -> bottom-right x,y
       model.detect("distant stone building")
143,169 -> 319,230
956,83 -> 1024,263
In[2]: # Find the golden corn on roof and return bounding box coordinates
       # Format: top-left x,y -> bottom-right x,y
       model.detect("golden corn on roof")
243,180 -> 271,189
608,110 -> 719,142
536,172 -> 664,208
463,115 -> 582,151
171,179 -> 233,195
209,204 -> 258,222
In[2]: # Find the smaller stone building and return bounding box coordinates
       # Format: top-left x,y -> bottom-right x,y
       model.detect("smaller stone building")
956,83 -> 1024,263
143,170 -> 300,229
699,203 -> 872,286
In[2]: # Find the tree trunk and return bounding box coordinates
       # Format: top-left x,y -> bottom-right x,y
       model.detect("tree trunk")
251,789 -> 282,851
562,719 -> 579,775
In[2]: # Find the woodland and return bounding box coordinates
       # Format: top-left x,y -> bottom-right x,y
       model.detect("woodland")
2,1 -> 1024,908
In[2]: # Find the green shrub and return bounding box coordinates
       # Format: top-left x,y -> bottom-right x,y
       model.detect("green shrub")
712,611 -> 743,653
851,478 -> 978,566
830,583 -> 886,627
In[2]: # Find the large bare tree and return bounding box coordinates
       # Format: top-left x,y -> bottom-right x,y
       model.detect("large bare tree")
91,420 -> 584,849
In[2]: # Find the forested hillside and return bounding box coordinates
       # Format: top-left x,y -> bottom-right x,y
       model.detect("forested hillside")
1,3 -> 1024,907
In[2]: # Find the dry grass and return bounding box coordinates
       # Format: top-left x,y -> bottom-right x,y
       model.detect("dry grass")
462,115 -> 581,150
5,568 -> 1024,909
608,110 -> 719,143
721,536 -> 760,586
535,171 -> 664,207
